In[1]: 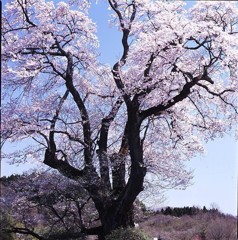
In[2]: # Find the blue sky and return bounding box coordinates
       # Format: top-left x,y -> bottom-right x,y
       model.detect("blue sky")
165,135 -> 237,216
1,0 -> 237,216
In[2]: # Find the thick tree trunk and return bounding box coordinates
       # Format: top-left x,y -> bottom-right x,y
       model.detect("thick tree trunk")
97,203 -> 134,240
92,152 -> 145,239
111,153 -> 126,196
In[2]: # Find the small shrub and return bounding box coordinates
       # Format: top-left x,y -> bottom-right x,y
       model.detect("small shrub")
105,227 -> 150,240
206,218 -> 236,240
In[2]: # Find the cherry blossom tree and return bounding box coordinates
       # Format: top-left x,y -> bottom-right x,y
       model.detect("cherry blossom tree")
2,0 -> 238,238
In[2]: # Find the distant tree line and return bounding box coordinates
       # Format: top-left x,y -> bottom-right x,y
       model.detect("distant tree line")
0,174 -> 21,184
160,206 -> 220,217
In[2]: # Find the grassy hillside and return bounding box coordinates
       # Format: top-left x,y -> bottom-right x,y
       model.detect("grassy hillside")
137,210 -> 237,240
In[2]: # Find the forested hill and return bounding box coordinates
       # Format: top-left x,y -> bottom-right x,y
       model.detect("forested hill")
135,207 -> 237,240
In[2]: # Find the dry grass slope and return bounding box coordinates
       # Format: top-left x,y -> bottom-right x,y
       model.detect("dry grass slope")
137,211 -> 237,240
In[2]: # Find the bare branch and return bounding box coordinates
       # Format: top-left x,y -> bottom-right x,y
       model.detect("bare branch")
17,0 -> 37,27
97,97 -> 123,191
109,0 -> 137,105
196,83 -> 237,114
53,130 -> 88,148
